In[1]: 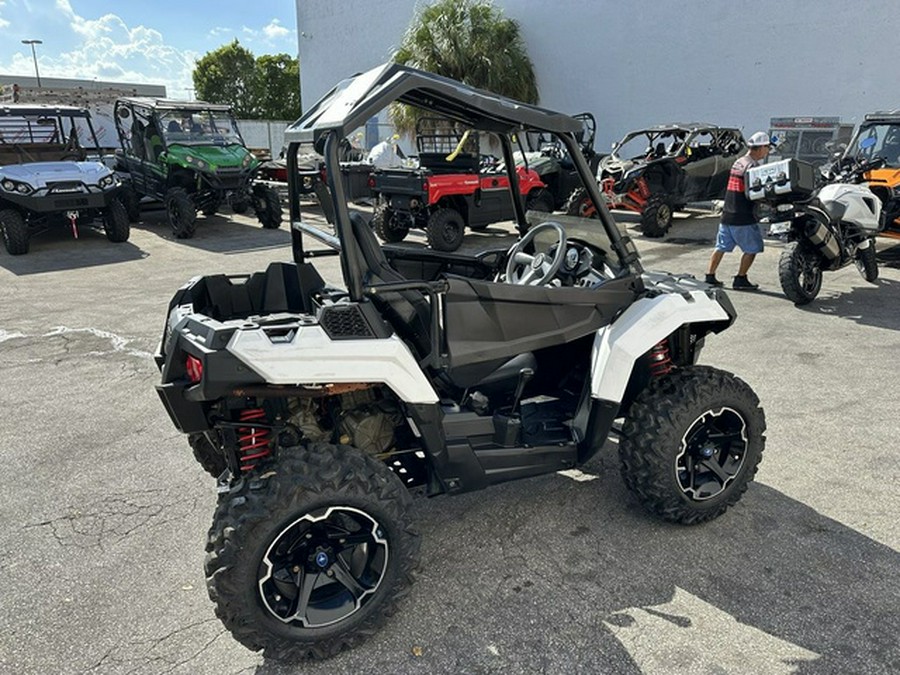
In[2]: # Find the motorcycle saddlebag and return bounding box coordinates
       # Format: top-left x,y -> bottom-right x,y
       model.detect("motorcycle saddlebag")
746,159 -> 816,201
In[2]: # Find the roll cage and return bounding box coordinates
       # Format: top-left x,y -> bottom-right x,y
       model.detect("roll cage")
283,62 -> 642,301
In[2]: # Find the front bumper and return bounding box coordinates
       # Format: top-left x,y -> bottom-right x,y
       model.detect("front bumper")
0,185 -> 118,213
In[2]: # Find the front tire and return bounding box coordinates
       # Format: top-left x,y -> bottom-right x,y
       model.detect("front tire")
120,186 -> 141,222
165,187 -> 197,239
103,198 -> 130,243
372,205 -> 408,243
253,185 -> 283,229
640,193 -> 673,238
855,238 -> 878,283
0,208 -> 29,255
619,365 -> 765,525
189,432 -> 227,478
779,242 -> 823,305
205,443 -> 419,661
425,207 -> 465,252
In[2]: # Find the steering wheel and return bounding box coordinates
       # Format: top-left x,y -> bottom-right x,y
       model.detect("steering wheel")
505,221 -> 567,285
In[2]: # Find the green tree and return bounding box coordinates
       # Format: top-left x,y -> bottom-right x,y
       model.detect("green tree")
193,41 -> 301,120
391,0 -> 538,136
255,53 -> 301,120
193,40 -> 258,118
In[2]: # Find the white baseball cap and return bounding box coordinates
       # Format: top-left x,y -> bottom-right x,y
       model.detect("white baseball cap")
747,131 -> 771,147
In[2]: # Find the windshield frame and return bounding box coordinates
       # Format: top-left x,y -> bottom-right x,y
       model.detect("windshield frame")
157,108 -> 245,147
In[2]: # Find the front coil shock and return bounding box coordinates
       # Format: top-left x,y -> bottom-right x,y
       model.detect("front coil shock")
648,339 -> 674,377
236,407 -> 271,473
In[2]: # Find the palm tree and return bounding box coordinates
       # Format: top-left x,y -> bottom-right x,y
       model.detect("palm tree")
391,0 -> 539,136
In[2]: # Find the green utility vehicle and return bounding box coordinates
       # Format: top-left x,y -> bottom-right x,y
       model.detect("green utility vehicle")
113,98 -> 281,238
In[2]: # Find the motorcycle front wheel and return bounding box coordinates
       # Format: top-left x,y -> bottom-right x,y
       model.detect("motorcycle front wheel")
855,238 -> 879,283
778,242 -> 823,305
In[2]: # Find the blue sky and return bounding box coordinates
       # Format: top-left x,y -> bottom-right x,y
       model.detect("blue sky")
0,0 -> 298,97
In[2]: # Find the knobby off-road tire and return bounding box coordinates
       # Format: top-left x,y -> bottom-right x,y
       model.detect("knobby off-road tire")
425,207 -> 465,252
779,241 -> 823,305
205,442 -> 420,661
165,187 -> 197,239
103,198 -> 130,243
619,365 -> 766,525
855,239 -> 878,283
0,208 -> 29,255
640,193 -> 673,238
188,432 -> 227,478
120,186 -> 142,223
201,196 -> 222,217
564,187 -> 598,219
254,185 -> 283,229
525,187 -> 554,214
372,205 -> 408,243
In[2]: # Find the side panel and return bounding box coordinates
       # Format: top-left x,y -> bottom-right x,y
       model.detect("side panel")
227,325 -> 439,404
590,292 -> 730,402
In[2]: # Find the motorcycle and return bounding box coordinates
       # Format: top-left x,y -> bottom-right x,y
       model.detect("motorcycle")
747,137 -> 884,305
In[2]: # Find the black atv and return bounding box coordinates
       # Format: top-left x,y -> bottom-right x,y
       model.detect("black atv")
112,97 -> 281,238
567,123 -> 746,237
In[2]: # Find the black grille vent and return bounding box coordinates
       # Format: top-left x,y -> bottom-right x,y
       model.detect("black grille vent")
319,304 -> 375,339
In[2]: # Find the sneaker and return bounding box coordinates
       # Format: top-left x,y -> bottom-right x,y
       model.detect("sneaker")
704,274 -> 724,287
732,275 -> 759,291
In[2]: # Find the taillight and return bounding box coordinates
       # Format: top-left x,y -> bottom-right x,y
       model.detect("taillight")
185,354 -> 203,383
367,175 -> 375,188
422,179 -> 429,193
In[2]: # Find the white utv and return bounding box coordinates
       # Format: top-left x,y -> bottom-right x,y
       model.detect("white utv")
154,64 -> 766,661
0,104 -> 128,255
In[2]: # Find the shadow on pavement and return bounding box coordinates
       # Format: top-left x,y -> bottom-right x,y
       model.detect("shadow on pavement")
796,277 -> 900,332
253,456 -> 899,674
137,210 -> 292,255
0,227 -> 147,275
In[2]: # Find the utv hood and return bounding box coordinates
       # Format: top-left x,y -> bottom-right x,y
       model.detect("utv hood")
166,144 -> 255,171
0,161 -> 113,188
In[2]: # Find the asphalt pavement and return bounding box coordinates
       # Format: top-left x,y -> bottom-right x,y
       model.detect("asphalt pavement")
0,203 -> 898,674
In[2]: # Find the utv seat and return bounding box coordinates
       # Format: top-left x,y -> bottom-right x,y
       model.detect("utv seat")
347,211 -> 537,394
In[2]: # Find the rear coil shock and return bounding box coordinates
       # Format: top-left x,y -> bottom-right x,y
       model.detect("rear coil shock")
648,339 -> 674,377
237,408 -> 271,473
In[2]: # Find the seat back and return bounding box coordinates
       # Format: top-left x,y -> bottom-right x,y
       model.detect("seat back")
347,212 -> 433,361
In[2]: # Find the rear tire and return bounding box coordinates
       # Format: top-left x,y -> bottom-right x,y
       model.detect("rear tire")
564,187 -> 597,219
253,185 -> 283,229
165,187 -> 197,239
120,186 -> 141,222
103,198 -> 130,243
525,188 -> 554,214
372,205 -> 408,243
0,208 -> 29,255
619,365 -> 766,525
779,242 -> 822,305
640,193 -> 673,238
425,207 -> 465,252
855,239 -> 878,283
205,443 -> 419,661
189,432 -> 227,478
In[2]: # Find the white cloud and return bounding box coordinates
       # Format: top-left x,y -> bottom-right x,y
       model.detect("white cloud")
208,26 -> 232,38
263,19 -> 290,40
0,0 -> 8,29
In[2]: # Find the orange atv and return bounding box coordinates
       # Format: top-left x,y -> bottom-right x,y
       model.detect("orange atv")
840,111 -> 900,239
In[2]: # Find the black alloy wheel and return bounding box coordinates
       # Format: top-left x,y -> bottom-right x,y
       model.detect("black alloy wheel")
640,193 -> 673,237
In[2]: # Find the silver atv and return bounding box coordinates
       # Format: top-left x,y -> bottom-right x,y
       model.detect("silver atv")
0,104 -> 128,255
155,64 -> 766,661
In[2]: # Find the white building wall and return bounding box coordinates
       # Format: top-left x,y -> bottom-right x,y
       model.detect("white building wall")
297,0 -> 900,148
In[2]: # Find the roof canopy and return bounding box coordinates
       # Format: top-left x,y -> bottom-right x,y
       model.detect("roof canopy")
625,123 -> 738,134
285,62 -> 583,145
0,104 -> 90,117
118,97 -> 234,113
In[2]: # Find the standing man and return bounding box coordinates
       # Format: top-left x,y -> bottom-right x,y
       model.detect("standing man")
705,131 -> 771,290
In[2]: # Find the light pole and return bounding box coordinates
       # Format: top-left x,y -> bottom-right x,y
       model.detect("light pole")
184,87 -> 194,101
21,39 -> 42,88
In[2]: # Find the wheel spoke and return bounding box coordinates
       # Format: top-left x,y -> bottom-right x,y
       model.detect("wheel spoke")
520,267 -> 537,285
513,251 -> 534,266
330,556 -> 367,600
700,458 -> 731,483
288,568 -> 317,623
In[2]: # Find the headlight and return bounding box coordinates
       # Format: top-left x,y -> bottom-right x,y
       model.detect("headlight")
16,183 -> 32,194
242,154 -> 252,167
186,155 -> 208,170
1,179 -> 15,191
98,174 -> 117,188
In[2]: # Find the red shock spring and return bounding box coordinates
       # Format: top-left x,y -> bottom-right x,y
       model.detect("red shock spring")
237,407 -> 271,473
648,339 -> 674,377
